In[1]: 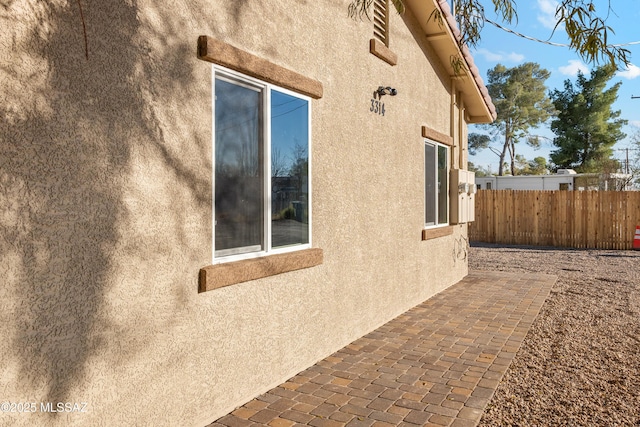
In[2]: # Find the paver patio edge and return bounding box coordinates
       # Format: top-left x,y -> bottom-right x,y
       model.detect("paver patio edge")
206,270 -> 557,427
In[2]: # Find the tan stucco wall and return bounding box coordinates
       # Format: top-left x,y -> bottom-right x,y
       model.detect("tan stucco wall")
0,1 -> 474,426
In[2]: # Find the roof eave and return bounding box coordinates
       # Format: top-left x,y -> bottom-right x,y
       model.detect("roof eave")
404,0 -> 496,123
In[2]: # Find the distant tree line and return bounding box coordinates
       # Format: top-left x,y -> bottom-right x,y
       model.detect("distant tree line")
470,63 -> 627,177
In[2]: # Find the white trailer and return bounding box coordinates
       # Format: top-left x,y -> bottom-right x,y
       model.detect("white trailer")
476,173 -> 575,191
475,169 -> 633,191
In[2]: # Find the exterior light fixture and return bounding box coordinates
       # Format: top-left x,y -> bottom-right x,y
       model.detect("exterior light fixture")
376,86 -> 397,97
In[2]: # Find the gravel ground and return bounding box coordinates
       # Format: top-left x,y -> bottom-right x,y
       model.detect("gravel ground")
469,243 -> 640,427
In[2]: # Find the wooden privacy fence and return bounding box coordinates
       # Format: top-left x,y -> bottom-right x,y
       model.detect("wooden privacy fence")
469,190 -> 640,250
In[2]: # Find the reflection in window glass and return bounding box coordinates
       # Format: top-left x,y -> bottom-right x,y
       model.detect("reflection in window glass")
438,145 -> 448,224
212,69 -> 312,261
425,140 -> 449,227
425,143 -> 436,226
271,90 -> 309,248
214,78 -> 263,256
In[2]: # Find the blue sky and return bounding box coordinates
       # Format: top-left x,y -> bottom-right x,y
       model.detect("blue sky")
467,0 -> 640,173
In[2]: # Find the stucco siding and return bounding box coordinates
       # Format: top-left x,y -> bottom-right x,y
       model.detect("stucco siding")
1,1 -> 473,426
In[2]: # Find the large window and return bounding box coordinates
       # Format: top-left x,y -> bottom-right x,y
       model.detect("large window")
425,139 -> 449,227
213,67 -> 311,261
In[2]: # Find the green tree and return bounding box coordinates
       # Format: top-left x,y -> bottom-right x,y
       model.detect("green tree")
348,0 -> 631,67
514,155 -> 549,175
549,65 -> 627,173
484,63 -> 554,176
628,132 -> 640,189
468,133 -> 491,156
468,161 -> 493,177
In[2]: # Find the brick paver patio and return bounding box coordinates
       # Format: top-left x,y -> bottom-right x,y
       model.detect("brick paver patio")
208,270 -> 556,427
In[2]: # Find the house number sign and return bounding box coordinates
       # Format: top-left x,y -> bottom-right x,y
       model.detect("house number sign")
369,98 -> 386,116
370,87 -> 396,116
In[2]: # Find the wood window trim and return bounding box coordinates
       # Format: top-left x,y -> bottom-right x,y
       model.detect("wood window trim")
199,248 -> 323,293
198,35 -> 323,99
422,126 -> 454,147
422,225 -> 455,241
370,38 -> 397,66
198,37 -> 324,292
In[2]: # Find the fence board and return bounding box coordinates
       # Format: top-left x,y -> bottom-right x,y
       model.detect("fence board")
469,190 -> 640,250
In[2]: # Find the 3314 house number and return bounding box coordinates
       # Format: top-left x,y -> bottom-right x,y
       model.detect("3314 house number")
370,98 -> 385,116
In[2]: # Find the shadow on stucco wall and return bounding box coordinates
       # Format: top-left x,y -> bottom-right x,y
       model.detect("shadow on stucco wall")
0,0 -> 210,412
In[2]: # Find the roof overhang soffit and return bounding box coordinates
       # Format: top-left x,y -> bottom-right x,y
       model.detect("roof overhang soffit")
404,0 -> 496,124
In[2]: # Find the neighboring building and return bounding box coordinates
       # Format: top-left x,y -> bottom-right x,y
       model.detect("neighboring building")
477,169 -> 633,191
0,1 -> 494,426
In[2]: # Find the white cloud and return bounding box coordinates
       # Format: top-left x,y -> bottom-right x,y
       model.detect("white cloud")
475,48 -> 502,62
537,0 -> 560,30
475,48 -> 525,63
630,120 -> 640,128
617,64 -> 640,79
505,52 -> 526,62
558,60 -> 589,76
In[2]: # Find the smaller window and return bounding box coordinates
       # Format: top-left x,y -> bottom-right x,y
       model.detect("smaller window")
486,182 -> 492,190
425,139 -> 449,227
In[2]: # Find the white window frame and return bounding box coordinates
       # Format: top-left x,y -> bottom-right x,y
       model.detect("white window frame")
424,138 -> 449,228
211,65 -> 312,263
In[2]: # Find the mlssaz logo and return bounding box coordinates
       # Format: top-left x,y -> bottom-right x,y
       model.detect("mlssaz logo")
40,402 -> 89,413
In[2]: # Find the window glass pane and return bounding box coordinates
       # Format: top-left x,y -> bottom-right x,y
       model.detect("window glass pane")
425,142 -> 436,226
438,145 -> 448,224
271,90 -> 309,248
214,77 -> 264,256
